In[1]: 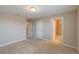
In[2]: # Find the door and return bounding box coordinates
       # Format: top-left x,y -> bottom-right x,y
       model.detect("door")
36,20 -> 43,39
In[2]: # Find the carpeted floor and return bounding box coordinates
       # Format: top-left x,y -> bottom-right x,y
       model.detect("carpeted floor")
0,39 -> 78,54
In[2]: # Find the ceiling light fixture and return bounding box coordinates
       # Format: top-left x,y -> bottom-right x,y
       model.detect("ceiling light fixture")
30,7 -> 37,12
27,6 -> 39,12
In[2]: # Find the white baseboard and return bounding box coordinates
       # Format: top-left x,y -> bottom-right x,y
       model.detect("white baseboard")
0,39 -> 26,47
63,44 -> 77,49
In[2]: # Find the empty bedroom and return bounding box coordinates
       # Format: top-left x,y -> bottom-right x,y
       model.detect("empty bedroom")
0,5 -> 79,54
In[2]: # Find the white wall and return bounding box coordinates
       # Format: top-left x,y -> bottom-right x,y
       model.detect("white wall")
0,11 -> 26,45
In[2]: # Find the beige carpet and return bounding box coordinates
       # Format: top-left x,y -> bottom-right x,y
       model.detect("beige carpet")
0,39 -> 78,54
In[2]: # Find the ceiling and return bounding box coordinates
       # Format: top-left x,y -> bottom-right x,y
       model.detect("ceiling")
0,5 -> 78,19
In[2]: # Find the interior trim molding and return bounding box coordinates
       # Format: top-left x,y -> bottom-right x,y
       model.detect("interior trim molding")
63,44 -> 77,49
0,39 -> 26,47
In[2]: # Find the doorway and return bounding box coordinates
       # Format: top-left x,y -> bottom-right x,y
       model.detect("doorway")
51,17 -> 63,45
26,20 -> 33,39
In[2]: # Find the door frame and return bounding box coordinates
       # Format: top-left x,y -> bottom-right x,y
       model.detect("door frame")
50,17 -> 63,44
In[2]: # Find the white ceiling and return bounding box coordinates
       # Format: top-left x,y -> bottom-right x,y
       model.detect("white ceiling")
0,5 -> 78,19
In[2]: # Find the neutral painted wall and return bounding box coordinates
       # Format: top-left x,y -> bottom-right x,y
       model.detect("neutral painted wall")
53,11 -> 77,48
0,11 -> 26,45
77,8 -> 79,51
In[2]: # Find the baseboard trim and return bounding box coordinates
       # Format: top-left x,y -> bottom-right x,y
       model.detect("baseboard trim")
63,44 -> 77,49
0,39 -> 26,47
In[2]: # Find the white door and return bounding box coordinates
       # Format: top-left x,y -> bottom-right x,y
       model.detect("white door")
36,20 -> 43,39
